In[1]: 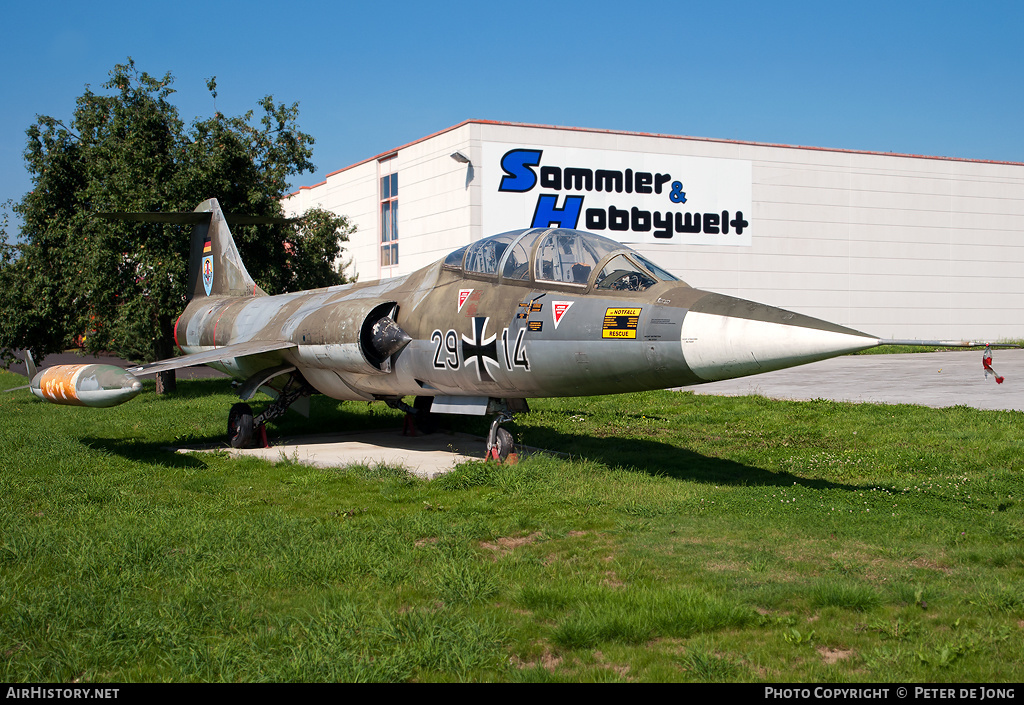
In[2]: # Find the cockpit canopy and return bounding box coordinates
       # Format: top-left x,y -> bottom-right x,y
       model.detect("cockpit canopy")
443,228 -> 684,292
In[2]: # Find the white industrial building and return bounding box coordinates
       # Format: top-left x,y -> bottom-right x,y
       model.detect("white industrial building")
282,120 -> 1024,341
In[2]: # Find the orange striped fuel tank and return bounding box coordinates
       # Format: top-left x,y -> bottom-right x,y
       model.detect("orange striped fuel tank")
30,364 -> 143,408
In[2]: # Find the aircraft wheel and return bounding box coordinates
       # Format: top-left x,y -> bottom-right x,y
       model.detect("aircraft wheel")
228,403 -> 255,448
493,427 -> 514,462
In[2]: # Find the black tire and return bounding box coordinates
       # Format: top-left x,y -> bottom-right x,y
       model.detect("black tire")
494,427 -> 514,461
228,403 -> 254,448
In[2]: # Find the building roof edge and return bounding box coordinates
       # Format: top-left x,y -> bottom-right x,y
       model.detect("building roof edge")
284,119 -> 1023,198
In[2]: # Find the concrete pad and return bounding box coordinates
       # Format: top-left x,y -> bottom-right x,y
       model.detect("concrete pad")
180,430 -> 496,479
676,349 -> 1024,412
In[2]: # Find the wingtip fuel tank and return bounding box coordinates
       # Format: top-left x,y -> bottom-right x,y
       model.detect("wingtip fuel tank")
30,364 -> 143,408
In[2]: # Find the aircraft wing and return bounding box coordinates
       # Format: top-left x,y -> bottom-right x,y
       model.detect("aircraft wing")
125,340 -> 297,377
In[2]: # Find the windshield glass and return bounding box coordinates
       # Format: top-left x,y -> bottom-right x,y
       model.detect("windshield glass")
443,245 -> 468,268
442,228 -> 684,289
500,228 -> 544,281
634,254 -> 680,282
464,231 -> 522,275
534,229 -> 621,286
595,254 -> 657,291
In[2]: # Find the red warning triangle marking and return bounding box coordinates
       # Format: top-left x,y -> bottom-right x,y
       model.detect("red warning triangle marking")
552,301 -> 573,328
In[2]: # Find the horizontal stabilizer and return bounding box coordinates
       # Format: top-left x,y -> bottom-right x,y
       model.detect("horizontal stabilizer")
97,212 -> 294,225
126,340 -> 297,377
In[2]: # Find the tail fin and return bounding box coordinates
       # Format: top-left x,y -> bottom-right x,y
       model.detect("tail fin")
187,198 -> 265,301
98,198 -> 281,301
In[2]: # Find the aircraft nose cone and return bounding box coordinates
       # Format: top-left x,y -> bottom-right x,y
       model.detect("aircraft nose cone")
370,316 -> 412,359
680,293 -> 879,382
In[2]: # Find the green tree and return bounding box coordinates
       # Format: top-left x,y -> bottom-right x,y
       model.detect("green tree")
0,59 -> 353,392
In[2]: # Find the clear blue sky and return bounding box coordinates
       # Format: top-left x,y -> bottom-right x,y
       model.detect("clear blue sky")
2,0 -> 1022,227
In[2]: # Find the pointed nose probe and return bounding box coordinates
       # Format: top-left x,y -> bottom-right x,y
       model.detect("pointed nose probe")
679,293 -> 879,383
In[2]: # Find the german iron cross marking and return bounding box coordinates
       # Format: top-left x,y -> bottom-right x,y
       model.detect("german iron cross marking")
461,317 -> 499,382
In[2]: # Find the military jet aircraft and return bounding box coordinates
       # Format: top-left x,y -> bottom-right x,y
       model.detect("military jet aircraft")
22,198 -> 990,460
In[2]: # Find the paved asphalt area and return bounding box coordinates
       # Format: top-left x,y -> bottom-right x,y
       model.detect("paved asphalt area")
676,349 -> 1024,412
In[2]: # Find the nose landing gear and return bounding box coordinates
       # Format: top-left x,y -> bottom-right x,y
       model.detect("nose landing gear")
486,411 -> 516,463
392,396 -> 526,463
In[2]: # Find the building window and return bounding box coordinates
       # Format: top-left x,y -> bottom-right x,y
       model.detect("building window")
380,158 -> 398,267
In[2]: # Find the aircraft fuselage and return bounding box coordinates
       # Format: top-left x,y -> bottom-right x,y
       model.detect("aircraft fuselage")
174,258 -> 876,404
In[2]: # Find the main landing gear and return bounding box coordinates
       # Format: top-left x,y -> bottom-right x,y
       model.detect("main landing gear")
384,395 -> 439,436
227,402 -> 258,449
227,371 -> 313,448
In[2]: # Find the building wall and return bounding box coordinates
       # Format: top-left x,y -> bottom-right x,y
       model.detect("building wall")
282,156 -> 379,282
283,123 -> 480,282
716,144 -> 1023,341
386,122 -> 479,274
284,120 -> 1024,341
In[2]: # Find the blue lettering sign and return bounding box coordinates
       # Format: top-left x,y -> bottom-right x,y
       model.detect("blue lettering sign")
531,194 -> 584,229
498,149 -> 542,192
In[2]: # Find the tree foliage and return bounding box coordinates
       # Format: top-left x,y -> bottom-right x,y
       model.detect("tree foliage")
0,60 -> 353,385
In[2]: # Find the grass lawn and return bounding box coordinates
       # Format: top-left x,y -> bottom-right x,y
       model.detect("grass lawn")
1,369 -> 1022,682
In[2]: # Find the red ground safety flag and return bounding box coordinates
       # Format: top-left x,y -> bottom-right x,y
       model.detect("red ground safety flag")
983,345 -> 1005,384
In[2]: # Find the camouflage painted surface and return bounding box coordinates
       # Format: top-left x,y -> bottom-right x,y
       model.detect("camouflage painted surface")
159,199 -> 877,404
